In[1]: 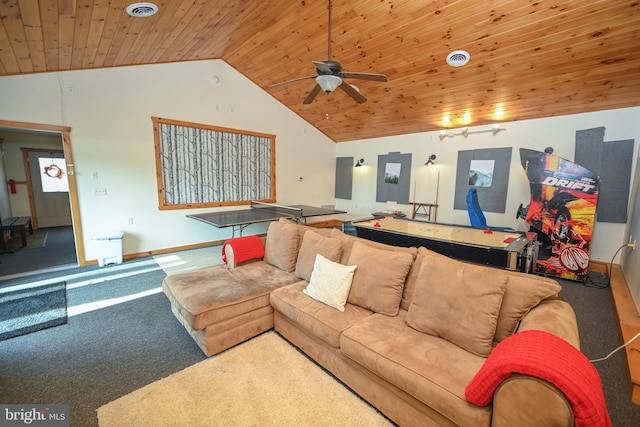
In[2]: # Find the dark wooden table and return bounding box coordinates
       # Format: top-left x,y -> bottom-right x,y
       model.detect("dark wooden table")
1,216 -> 34,252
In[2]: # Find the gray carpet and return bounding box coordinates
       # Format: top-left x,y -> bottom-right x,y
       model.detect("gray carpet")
557,277 -> 639,424
0,280 -> 67,341
0,251 -> 639,426
0,259 -> 205,427
0,226 -> 77,278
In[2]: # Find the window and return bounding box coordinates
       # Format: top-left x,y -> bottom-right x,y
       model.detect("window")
38,157 -> 69,193
152,117 -> 276,210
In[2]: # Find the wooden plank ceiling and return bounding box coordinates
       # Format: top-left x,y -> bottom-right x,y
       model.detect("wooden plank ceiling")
1,0 -> 639,142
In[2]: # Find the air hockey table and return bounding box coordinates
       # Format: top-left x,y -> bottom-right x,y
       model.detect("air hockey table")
353,216 -> 537,272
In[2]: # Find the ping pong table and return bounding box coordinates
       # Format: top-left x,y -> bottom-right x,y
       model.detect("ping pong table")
187,201 -> 347,237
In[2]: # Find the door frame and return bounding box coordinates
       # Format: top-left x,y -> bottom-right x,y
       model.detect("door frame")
0,119 -> 86,266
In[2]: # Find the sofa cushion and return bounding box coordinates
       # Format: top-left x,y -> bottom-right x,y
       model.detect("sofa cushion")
341,311 -> 491,426
303,254 -> 357,311
162,261 -> 301,331
294,231 -> 342,281
495,272 -> 561,343
330,228 -> 416,264
263,220 -> 300,272
278,218 -> 333,252
346,241 -> 416,316
405,248 -> 561,345
406,252 -> 508,357
270,283 -> 372,348
400,246 -> 430,311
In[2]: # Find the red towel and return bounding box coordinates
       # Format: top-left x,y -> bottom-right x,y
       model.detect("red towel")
465,329 -> 611,427
221,235 -> 264,266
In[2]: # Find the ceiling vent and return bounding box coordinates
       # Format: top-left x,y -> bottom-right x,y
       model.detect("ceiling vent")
446,50 -> 471,67
126,2 -> 158,18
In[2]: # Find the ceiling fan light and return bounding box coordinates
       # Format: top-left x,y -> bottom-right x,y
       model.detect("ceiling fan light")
316,75 -> 342,93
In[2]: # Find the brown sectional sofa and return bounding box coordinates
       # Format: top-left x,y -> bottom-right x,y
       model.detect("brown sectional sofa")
163,218 -> 580,426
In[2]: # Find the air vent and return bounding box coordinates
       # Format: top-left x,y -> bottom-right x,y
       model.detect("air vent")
126,2 -> 158,17
446,50 -> 471,67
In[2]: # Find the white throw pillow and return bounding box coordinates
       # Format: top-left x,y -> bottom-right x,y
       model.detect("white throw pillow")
303,254 -> 357,312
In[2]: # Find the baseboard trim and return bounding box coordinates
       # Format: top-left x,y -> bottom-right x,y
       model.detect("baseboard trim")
86,237 -> 235,266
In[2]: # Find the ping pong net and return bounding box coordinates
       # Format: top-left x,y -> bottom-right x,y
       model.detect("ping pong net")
250,201 -> 303,218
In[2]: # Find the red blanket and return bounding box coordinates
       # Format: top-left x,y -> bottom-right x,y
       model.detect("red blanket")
221,235 -> 264,266
465,329 -> 611,427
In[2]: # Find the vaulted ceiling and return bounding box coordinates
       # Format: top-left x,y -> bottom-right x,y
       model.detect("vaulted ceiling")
1,1 -> 639,142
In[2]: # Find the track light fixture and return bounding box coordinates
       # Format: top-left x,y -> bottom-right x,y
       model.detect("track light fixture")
425,154 -> 436,166
438,124 -> 506,140
355,158 -> 364,167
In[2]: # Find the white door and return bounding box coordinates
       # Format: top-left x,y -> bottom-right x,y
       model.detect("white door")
28,151 -> 72,228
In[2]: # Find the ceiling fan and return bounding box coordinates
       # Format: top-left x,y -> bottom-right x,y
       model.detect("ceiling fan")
270,0 -> 388,104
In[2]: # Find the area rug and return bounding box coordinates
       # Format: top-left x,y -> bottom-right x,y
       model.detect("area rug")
4,230 -> 48,252
0,280 -> 67,341
97,332 -> 393,427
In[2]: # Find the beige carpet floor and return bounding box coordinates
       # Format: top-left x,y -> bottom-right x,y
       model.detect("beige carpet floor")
97,332 -> 394,427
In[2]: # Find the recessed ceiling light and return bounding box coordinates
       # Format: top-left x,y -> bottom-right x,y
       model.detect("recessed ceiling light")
446,50 -> 470,67
126,2 -> 158,18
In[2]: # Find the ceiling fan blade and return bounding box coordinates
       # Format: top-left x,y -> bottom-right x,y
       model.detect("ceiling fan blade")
312,61 -> 333,74
303,84 -> 323,104
270,75 -> 316,89
338,81 -> 367,104
340,72 -> 388,82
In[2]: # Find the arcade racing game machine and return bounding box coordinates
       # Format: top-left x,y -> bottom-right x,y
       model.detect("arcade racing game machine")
519,148 -> 600,282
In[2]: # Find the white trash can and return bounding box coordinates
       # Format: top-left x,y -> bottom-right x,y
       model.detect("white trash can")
94,231 -> 124,267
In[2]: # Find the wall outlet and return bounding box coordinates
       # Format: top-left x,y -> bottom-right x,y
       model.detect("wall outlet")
92,188 -> 107,196
127,217 -> 134,225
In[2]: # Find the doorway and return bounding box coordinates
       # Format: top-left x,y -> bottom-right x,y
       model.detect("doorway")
0,120 -> 86,277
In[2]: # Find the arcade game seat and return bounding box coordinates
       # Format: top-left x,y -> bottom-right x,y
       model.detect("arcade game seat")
466,188 -> 487,228
466,188 -> 514,232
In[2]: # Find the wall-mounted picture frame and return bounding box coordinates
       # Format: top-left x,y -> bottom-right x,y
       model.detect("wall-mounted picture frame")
384,163 -> 402,184
468,159 -> 495,187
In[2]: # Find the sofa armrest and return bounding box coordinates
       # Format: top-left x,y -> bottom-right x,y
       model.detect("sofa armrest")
492,374 -> 574,427
491,299 -> 579,427
517,299 -> 580,348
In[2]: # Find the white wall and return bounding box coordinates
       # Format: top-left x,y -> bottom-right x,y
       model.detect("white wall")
0,60 -> 337,260
335,107 -> 640,264
621,140 -> 640,312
